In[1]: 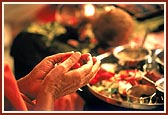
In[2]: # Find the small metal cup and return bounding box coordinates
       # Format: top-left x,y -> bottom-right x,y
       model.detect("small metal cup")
126,85 -> 156,104
113,45 -> 151,69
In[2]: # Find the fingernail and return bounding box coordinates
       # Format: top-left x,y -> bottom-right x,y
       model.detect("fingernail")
75,51 -> 81,55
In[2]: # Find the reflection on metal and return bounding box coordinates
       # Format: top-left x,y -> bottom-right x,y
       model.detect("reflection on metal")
87,84 -> 164,110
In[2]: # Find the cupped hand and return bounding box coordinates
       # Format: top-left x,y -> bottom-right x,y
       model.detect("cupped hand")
17,52 -> 74,100
18,52 -> 100,101
34,52 -> 100,110
40,53 -> 100,98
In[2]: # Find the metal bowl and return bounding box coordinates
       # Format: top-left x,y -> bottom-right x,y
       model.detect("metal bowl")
113,45 -> 151,69
126,85 -> 156,104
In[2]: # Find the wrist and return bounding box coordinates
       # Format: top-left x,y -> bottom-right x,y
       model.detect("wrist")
40,82 -> 62,99
34,87 -> 56,110
17,75 -> 34,100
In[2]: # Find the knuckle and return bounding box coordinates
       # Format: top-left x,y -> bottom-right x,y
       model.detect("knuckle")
72,72 -> 82,86
56,64 -> 66,72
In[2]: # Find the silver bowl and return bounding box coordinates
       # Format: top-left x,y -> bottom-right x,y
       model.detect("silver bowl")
113,45 -> 151,69
126,85 -> 156,104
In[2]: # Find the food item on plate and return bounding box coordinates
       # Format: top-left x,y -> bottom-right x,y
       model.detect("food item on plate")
90,68 -> 145,98
118,81 -> 132,96
89,65 -> 164,105
90,67 -> 158,101
90,69 -> 115,85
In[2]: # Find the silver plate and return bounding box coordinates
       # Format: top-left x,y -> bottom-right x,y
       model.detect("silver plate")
87,84 -> 164,110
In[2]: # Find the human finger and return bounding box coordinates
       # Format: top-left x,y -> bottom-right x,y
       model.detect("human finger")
63,54 -> 93,87
80,57 -> 101,86
44,51 -> 74,66
28,52 -> 74,79
62,56 -> 100,91
92,56 -> 98,64
53,52 -> 81,73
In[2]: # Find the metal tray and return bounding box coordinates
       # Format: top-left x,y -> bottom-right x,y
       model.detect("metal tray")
87,83 -> 164,110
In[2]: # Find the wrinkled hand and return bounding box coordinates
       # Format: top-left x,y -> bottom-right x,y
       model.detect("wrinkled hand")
17,52 -> 100,102
39,52 -> 100,98
17,52 -> 74,100
36,52 -> 100,110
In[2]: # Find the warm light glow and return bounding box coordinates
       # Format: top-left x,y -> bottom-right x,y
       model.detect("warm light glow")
84,4 -> 95,17
129,41 -> 137,48
104,5 -> 116,12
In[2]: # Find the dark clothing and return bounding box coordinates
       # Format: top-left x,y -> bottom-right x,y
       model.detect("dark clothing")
10,21 -> 91,80
10,32 -> 52,79
53,26 -> 79,43
10,22 -> 79,80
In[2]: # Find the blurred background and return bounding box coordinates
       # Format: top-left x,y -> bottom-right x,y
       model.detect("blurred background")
3,3 -> 164,74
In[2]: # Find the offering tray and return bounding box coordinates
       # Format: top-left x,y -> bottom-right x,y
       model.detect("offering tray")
88,63 -> 164,110
88,84 -> 163,110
